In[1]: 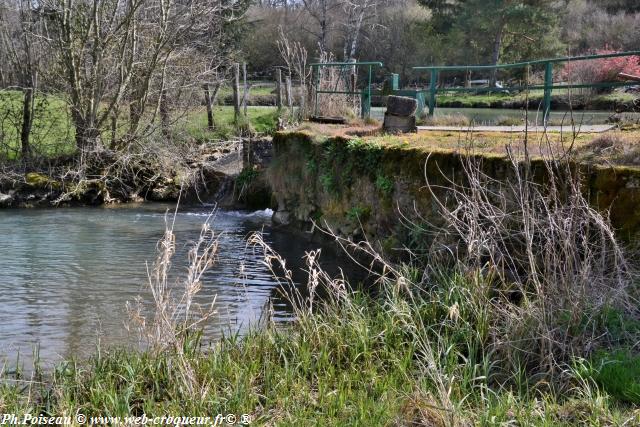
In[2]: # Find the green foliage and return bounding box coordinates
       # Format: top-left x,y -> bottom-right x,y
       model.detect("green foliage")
589,350 -> 640,404
320,171 -> 339,195
311,137 -> 387,198
346,205 -> 372,222
236,168 -> 259,189
375,174 -> 394,196
418,0 -> 565,66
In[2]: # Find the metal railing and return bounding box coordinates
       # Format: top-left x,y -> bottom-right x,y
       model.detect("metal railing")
310,61 -> 383,118
413,50 -> 640,121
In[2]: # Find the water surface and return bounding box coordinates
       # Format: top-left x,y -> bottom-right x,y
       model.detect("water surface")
0,204 -> 359,368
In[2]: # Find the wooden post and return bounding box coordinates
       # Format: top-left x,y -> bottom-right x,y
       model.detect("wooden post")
232,63 -> 241,121
275,68 -> 282,109
242,62 -> 248,117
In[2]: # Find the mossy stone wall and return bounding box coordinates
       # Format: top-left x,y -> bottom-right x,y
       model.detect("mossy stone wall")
268,131 -> 640,248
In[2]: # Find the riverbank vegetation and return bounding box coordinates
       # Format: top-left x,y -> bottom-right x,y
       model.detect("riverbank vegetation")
3,142 -> 640,425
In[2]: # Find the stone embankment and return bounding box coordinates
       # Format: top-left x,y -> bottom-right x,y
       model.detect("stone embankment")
265,131 -> 640,248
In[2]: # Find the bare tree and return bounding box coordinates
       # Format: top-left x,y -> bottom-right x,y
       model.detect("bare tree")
278,26 -> 311,119
33,0 -> 245,150
0,0 -> 46,160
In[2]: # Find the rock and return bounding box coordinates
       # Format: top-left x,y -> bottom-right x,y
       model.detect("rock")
149,177 -> 180,201
386,96 -> 418,117
383,113 -> 417,133
25,172 -> 61,190
384,96 -> 418,133
273,210 -> 291,225
0,192 -> 13,207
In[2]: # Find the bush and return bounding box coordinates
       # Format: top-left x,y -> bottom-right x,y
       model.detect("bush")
560,49 -> 640,87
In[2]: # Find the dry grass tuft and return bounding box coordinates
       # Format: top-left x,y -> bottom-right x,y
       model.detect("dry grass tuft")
421,135 -> 637,382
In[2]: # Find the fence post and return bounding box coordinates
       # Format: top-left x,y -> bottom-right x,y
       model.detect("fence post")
242,62 -> 248,117
275,68 -> 282,109
232,63 -> 241,121
391,73 -> 399,91
360,64 -> 373,118
428,69 -> 438,116
285,74 -> 293,111
314,65 -> 320,117
543,62 -> 553,125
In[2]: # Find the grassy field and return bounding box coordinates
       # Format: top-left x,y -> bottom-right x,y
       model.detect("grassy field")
0,88 -> 282,160
216,82 -> 275,100
179,105 -> 281,140
0,91 -> 74,159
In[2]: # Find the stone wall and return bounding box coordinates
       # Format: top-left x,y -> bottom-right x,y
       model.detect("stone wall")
267,131 -> 640,249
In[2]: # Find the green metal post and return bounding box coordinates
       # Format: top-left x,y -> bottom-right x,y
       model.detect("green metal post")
314,65 -> 320,117
543,62 -> 553,124
415,92 -> 425,117
361,64 -> 373,118
391,73 -> 399,91
428,69 -> 438,116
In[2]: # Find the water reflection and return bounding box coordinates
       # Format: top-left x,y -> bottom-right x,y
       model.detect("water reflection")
0,204 -> 360,368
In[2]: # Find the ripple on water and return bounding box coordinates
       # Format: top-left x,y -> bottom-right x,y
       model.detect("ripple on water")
0,206 -> 347,369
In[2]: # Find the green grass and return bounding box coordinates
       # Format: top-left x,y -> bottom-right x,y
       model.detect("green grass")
217,83 -> 275,100
1,271 -> 638,425
0,89 -> 281,160
179,106 -> 281,141
0,90 -> 74,159
590,350 -> 640,404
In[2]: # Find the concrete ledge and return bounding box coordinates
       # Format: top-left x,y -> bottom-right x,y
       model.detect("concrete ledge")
417,125 -> 616,133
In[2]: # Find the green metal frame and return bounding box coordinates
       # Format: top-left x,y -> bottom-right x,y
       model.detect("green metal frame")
310,61 -> 383,118
413,50 -> 640,122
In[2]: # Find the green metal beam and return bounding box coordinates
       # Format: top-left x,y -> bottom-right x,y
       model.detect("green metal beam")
413,50 -> 640,71
412,50 -> 640,118
310,61 -> 383,67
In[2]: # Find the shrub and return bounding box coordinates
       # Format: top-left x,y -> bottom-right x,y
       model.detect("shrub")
560,49 -> 640,87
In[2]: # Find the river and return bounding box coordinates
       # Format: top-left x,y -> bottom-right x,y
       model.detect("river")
0,204 -> 361,369
371,106 -> 640,125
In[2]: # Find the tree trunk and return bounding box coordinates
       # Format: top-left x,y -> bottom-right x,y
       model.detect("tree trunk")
110,113 -> 118,148
20,87 -> 33,160
74,117 -> 100,150
319,0 -> 328,52
160,88 -> 170,137
490,22 -> 505,87
203,83 -> 215,129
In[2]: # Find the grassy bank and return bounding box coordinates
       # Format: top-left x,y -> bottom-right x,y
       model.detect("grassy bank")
3,145 -> 640,424
1,271 -> 638,425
